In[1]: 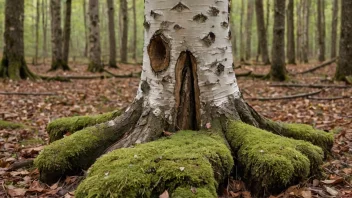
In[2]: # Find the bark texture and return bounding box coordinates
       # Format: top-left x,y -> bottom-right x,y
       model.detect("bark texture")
88,0 -> 103,73
270,0 -> 286,81
62,0 -> 72,66
286,0 -> 295,64
0,0 -> 36,80
120,0 -> 128,63
331,0 -> 339,59
335,0 -> 352,81
255,0 -> 270,64
106,0 -> 117,68
49,0 -> 69,71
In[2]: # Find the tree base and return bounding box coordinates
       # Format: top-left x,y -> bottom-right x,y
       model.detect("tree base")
0,57 -> 37,80
49,60 -> 71,72
34,98 -> 333,196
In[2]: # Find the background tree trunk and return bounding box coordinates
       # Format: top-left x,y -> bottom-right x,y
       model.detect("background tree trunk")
50,0 -> 69,71
245,0 -> 254,61
34,0 -> 40,65
0,0 -> 36,80
286,0 -> 295,64
317,0 -> 325,62
239,0 -> 245,62
331,0 -> 339,59
119,0 -> 128,63
296,0 -> 302,62
270,0 -> 286,81
302,0 -> 310,63
132,0 -> 137,62
255,0 -> 270,64
87,0 -> 103,72
62,0 -> 72,66
335,0 -> 352,81
42,0 -> 48,64
107,0 -> 117,68
83,0 -> 88,57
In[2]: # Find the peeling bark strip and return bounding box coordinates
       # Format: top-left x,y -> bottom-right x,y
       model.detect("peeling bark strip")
175,51 -> 200,130
147,33 -> 171,73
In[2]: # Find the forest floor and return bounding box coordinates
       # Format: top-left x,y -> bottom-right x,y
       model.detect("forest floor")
0,60 -> 351,198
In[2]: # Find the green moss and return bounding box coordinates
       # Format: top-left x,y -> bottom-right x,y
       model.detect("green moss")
35,121 -> 124,184
75,131 -> 233,198
0,120 -> 26,130
226,121 -> 324,193
267,121 -> 334,153
47,111 -> 120,142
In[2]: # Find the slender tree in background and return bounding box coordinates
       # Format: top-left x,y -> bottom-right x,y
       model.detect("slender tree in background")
50,0 -> 70,71
331,0 -> 339,59
245,0 -> 254,61
231,1 -> 238,56
34,0 -> 40,65
63,0 -> 72,66
87,0 -> 103,72
302,0 -> 310,63
335,0 -> 352,81
286,0 -> 295,64
42,0 -> 48,63
120,0 -> 128,63
296,0 -> 302,62
0,0 -> 36,79
239,0 -> 245,62
270,0 -> 286,81
106,0 -> 117,68
83,0 -> 88,57
317,0 -> 325,62
255,0 -> 270,64
132,0 -> 137,62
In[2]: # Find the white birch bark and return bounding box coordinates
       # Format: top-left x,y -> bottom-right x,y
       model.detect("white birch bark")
136,0 -> 240,127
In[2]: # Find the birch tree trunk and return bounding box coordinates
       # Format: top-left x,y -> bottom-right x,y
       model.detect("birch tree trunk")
335,0 -> 352,81
120,0 -> 128,63
62,0 -> 72,66
50,0 -> 70,71
0,0 -> 36,80
255,0 -> 270,64
286,0 -> 295,64
270,0 -> 286,81
107,0 -> 117,68
87,0 -> 103,72
245,0 -> 254,61
331,0 -> 339,59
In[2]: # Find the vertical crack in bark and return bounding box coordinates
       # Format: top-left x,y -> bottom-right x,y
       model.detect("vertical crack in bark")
175,51 -> 201,131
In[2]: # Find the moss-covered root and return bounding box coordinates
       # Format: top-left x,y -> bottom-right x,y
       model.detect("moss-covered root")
75,131 -> 234,198
226,121 -> 324,195
47,111 -> 121,142
35,100 -> 143,184
0,120 -> 26,130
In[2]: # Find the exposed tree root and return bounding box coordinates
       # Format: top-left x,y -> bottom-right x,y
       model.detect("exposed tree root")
296,58 -> 337,75
47,111 -> 121,142
247,90 -> 323,101
35,97 -> 334,196
270,83 -> 351,89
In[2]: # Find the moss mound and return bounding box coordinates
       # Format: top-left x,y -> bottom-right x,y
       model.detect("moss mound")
35,123 -> 123,184
226,121 -> 324,194
75,131 -> 233,198
0,120 -> 26,130
47,111 -> 120,142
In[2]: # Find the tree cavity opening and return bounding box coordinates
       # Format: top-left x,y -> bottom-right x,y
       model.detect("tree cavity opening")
175,51 -> 201,131
147,32 -> 171,73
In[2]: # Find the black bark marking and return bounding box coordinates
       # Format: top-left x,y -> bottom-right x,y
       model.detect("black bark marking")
160,21 -> 174,29
208,6 -> 220,16
202,32 -> 216,47
221,21 -> 229,28
193,13 -> 208,23
150,10 -> 162,19
216,64 -> 225,76
173,24 -> 184,31
143,16 -> 150,30
147,32 -> 171,73
171,2 -> 190,12
141,80 -> 150,95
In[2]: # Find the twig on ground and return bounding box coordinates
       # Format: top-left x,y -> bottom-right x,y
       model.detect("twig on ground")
0,92 -> 57,96
308,96 -> 350,100
296,58 -> 337,75
270,83 -> 351,89
247,90 -> 322,101
7,159 -> 34,171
